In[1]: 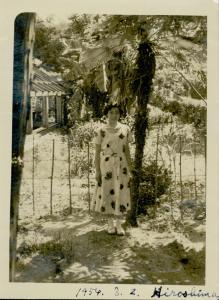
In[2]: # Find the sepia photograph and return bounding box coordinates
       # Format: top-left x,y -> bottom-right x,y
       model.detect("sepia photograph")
11,12 -> 207,284
0,0 -> 219,299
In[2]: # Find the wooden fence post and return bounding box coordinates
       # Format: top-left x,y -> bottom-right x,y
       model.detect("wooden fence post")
32,134 -> 35,215
179,134 -> 183,219
50,139 -> 55,215
87,142 -> 91,213
154,119 -> 161,203
204,133 -> 207,201
68,136 -> 72,214
193,134 -> 197,201
167,151 -> 174,221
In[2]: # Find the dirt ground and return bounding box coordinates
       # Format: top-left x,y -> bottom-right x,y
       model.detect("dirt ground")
15,127 -> 205,284
16,209 -> 205,284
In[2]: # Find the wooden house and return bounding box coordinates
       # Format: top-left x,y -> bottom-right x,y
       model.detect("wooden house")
26,65 -> 66,133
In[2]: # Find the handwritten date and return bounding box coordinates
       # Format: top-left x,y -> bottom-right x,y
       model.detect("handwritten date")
76,288 -> 103,298
75,286 -> 139,298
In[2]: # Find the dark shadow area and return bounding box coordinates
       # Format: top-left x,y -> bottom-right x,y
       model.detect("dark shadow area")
15,218 -> 205,284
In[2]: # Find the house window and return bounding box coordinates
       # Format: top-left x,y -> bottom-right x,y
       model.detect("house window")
32,96 -> 43,129
48,97 -> 57,124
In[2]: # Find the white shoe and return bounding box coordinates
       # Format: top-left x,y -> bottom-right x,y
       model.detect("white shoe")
107,226 -> 116,234
107,220 -> 116,234
116,220 -> 125,236
116,226 -> 125,236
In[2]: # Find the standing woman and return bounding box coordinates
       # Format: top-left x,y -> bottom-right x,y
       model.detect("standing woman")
91,103 -> 133,235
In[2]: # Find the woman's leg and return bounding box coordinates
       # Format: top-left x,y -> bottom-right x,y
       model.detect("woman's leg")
115,216 -> 125,236
107,217 -> 116,234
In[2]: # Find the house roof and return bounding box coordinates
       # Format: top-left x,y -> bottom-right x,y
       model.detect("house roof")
30,67 -> 66,97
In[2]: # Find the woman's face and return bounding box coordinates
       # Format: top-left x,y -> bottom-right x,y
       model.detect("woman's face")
107,107 -> 120,122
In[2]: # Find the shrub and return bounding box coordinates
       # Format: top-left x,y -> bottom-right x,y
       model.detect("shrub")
150,95 -> 206,134
70,147 -> 94,177
70,120 -> 103,146
163,100 -> 183,117
153,97 -> 206,132
137,160 -> 172,215
147,105 -> 173,127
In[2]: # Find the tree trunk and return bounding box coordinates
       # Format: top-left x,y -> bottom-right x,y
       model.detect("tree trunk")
128,108 -> 148,226
10,13 -> 36,281
127,41 -> 156,226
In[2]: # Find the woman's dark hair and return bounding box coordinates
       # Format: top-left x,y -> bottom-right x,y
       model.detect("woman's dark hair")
103,103 -> 123,116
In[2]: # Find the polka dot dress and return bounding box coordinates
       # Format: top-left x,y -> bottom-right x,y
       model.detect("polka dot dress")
91,122 -> 132,216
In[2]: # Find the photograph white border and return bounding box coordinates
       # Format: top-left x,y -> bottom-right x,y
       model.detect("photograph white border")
0,0 -> 219,299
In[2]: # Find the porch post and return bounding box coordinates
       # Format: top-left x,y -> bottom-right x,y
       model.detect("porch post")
26,97 -> 33,134
56,96 -> 62,123
42,96 -> 49,128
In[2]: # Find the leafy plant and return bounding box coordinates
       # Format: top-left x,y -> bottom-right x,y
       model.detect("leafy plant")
137,159 -> 172,215
150,96 -> 206,134
34,18 -> 65,72
70,147 -> 94,177
70,120 -> 103,146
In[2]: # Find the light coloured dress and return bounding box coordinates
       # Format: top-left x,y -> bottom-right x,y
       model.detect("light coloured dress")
91,122 -> 132,216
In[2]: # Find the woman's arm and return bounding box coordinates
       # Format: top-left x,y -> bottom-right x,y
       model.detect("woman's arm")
125,142 -> 133,177
95,143 -> 102,185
